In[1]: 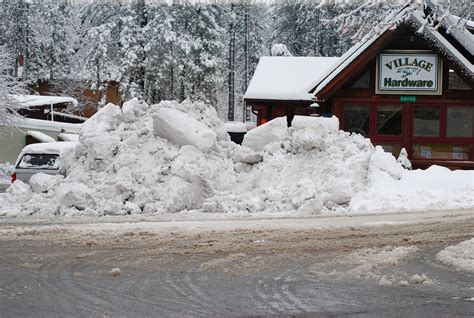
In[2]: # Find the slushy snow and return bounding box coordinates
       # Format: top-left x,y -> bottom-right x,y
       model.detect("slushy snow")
437,238 -> 474,272
0,98 -> 473,217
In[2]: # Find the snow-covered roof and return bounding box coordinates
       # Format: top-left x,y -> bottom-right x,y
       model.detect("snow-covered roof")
411,10 -> 474,74
244,56 -> 339,101
26,131 -> 56,143
50,111 -> 87,122
311,4 -> 473,99
10,95 -> 78,108
14,117 -> 82,134
311,4 -> 417,97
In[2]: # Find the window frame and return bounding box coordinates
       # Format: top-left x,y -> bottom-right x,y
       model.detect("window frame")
445,105 -> 474,140
374,104 -> 405,140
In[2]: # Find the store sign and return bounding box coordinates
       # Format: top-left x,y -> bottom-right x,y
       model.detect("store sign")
376,52 -> 442,95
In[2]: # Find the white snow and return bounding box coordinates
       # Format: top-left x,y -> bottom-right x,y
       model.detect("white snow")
26,131 -> 56,143
16,142 -> 78,158
242,115 -> 339,152
110,268 -> 122,277
58,133 -> 79,142
437,238 -> 474,272
10,94 -> 78,108
0,163 -> 14,189
29,173 -> 63,194
14,117 -> 82,134
224,121 -> 247,133
0,98 -> 473,217
244,56 -> 339,101
350,165 -> 474,213
153,107 -> 217,152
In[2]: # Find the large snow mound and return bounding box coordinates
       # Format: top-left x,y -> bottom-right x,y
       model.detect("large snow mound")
0,98 -> 473,217
437,239 -> 474,272
153,107 -> 217,152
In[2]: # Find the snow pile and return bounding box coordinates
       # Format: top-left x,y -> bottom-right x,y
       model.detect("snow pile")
350,165 -> 474,212
0,163 -> 14,187
436,238 -> 474,272
0,98 -> 473,217
153,107 -> 217,152
1,99 -> 237,216
204,115 -> 388,213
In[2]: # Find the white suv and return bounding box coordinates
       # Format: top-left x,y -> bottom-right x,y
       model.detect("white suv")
12,142 -> 77,183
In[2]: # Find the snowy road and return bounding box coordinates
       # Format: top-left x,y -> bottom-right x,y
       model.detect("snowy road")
1,210 -> 474,317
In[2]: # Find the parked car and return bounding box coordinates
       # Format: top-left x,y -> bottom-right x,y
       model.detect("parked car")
11,142 -> 78,184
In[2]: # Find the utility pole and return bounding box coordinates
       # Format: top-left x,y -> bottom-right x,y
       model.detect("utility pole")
227,3 -> 236,121
243,3 -> 250,122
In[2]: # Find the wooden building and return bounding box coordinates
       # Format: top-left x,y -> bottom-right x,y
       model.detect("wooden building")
244,3 -> 473,169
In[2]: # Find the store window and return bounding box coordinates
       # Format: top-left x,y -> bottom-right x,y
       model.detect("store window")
413,144 -> 472,161
414,107 -> 440,137
447,107 -> 473,138
376,105 -> 402,136
344,105 -> 369,137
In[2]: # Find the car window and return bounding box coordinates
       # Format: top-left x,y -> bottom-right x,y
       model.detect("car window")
17,154 -> 60,170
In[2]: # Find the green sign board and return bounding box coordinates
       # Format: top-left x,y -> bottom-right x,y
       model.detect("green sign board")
400,95 -> 416,103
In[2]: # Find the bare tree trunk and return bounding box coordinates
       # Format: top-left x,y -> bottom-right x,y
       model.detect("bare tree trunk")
22,47 -> 29,81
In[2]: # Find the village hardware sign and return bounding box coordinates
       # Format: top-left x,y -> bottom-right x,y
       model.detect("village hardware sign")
376,51 -> 442,95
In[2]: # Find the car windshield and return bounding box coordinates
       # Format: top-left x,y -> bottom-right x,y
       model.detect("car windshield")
17,153 -> 60,170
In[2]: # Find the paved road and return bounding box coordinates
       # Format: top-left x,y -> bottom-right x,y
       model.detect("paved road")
1,210 -> 474,317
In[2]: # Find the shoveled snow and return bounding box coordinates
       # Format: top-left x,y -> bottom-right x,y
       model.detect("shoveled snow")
350,165 -> 474,213
15,142 -> 78,159
224,121 -> 248,133
0,163 -> 14,189
26,130 -> 56,143
10,94 -> 78,108
437,238 -> 474,272
0,98 -> 473,217
153,107 -> 217,152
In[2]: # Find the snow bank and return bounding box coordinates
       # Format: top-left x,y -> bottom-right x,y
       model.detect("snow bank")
350,165 -> 474,212
0,97 -> 473,217
0,163 -> 14,188
0,99 -> 236,216
437,239 -> 474,272
243,115 -> 339,152
153,107 -> 217,152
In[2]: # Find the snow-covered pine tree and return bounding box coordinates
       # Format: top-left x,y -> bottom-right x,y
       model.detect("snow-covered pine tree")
117,5 -> 147,101
28,1 -> 71,82
173,4 -> 225,106
0,0 -> 33,79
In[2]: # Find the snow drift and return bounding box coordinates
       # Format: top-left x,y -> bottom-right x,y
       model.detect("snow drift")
437,238 -> 474,272
0,98 -> 473,217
